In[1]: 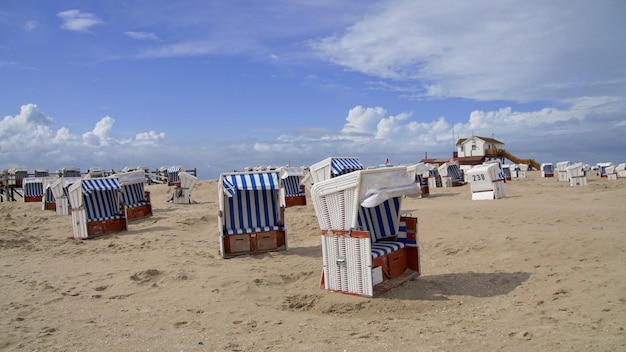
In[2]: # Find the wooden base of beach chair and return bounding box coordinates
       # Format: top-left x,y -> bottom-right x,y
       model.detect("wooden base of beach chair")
222,230 -> 286,258
24,196 -> 43,202
86,218 -> 128,239
125,203 -> 153,221
285,195 -> 307,207
44,202 -> 56,211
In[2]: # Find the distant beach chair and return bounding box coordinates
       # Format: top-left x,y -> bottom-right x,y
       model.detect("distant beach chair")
438,161 -> 464,187
49,177 -> 81,215
167,166 -> 185,186
116,170 -> 153,220
68,178 -> 127,239
406,163 -> 431,196
605,165 -> 618,180
23,177 -> 46,202
42,177 -> 57,211
566,162 -> 587,186
170,171 -> 198,204
595,162 -> 613,178
517,163 -> 529,178
616,163 -> 626,178
279,166 -> 307,207
218,170 -> 287,258
8,167 -> 28,187
310,166 -> 422,297
466,163 -> 506,200
501,164 -> 512,181
541,163 -> 554,177
556,161 -> 573,182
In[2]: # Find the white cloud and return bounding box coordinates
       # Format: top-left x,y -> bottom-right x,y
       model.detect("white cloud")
310,0 -> 626,102
57,9 -> 104,32
0,104 -> 169,171
24,20 -> 38,31
125,31 -> 160,41
341,106 -> 386,136
136,130 -> 165,141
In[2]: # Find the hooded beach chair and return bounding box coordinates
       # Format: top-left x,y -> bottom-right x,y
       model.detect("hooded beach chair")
501,164 -> 512,181
306,157 -> 364,185
438,161 -> 464,187
517,163 -> 529,178
279,166 -> 307,207
541,163 -> 554,177
23,177 -> 46,202
116,170 -> 153,220
68,178 -> 127,239
556,161 -> 573,182
8,167 -> 28,187
42,177 -> 57,210
218,170 -> 286,258
466,163 -> 506,200
616,163 -> 626,178
167,166 -> 185,186
566,162 -> 587,186
406,163 -> 431,196
170,171 -> 198,204
605,165 -> 618,180
310,166 -> 422,297
49,177 -> 81,215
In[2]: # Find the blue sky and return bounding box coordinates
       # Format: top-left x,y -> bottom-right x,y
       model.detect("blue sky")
1,0 -> 625,179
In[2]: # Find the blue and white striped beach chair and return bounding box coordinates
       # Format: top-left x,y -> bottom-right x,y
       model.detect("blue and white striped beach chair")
279,167 -> 306,207
116,170 -> 152,220
310,167 -> 422,297
68,178 -> 127,239
167,166 -> 184,186
23,177 -> 45,202
218,170 -> 287,258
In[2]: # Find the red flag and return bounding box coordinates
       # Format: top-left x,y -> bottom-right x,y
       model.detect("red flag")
385,157 -> 389,165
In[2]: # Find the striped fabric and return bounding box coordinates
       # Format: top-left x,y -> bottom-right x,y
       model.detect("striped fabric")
44,186 -> 55,203
81,178 -> 121,194
23,180 -> 44,197
282,175 -> 303,197
168,166 -> 182,184
446,164 -> 464,183
222,172 -> 279,197
81,179 -> 123,221
371,242 -> 405,258
331,158 -> 364,177
120,183 -> 148,208
222,172 -> 283,235
84,189 -> 123,221
356,197 -> 401,243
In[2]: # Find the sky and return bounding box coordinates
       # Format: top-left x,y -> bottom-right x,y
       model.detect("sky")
1,0 -> 625,179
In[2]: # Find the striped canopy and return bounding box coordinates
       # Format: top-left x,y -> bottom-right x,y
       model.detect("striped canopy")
81,178 -> 121,195
222,172 -> 279,197
167,166 -> 182,173
331,158 -> 364,177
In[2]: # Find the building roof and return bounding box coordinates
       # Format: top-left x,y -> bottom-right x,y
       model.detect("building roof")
456,136 -> 504,146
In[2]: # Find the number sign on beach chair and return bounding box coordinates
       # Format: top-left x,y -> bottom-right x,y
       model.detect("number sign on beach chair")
218,170 -> 287,258
466,163 -> 506,200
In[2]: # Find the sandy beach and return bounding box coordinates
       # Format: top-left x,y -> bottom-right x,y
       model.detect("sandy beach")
1,171 -> 625,351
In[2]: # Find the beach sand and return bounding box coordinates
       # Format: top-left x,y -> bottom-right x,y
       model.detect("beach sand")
1,171 -> 625,351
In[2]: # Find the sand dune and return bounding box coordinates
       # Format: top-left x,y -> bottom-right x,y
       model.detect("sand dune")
1,171 -> 625,351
